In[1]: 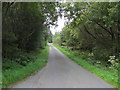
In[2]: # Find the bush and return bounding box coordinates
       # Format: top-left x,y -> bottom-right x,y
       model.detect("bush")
14,52 -> 38,66
3,50 -> 38,68
92,47 -> 112,61
2,59 -> 22,70
2,45 -> 49,88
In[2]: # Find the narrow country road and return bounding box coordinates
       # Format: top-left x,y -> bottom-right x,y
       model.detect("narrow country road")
13,44 -> 113,88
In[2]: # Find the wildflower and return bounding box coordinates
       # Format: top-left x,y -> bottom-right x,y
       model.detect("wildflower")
115,59 -> 118,62
109,56 -> 115,59
111,60 -> 115,64
96,61 -> 101,64
108,59 -> 111,62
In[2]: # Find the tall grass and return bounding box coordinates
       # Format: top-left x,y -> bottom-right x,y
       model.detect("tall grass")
2,45 -> 49,88
53,44 -> 118,88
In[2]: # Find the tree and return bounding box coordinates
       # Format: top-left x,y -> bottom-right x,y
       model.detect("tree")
53,2 -> 119,61
2,2 -> 59,61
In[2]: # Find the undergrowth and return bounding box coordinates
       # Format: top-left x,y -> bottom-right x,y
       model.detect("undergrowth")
2,45 -> 49,88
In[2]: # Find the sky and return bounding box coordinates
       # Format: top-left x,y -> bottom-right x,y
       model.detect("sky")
50,16 -> 65,35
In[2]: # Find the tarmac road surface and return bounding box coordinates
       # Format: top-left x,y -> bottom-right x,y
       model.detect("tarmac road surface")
13,44 -> 113,88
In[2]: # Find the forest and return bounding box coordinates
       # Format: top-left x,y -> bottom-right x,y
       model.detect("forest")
1,2 -> 120,88
54,2 -> 119,60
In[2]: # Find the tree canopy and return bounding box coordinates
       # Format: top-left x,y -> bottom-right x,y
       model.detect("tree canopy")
53,2 -> 119,61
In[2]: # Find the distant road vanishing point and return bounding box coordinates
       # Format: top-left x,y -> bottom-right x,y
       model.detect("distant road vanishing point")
13,44 -> 113,88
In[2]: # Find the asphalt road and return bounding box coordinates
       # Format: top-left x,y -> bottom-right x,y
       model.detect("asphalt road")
13,44 -> 113,88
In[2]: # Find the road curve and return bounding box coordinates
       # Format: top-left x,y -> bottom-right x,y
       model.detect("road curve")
13,44 -> 113,88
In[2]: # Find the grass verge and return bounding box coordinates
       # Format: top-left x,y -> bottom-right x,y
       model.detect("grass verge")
0,70 -> 2,88
2,45 -> 49,88
53,44 -> 118,88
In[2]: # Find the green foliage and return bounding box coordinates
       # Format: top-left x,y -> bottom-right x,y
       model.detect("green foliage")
2,45 -> 49,88
53,32 -> 62,45
48,31 -> 53,43
2,2 -> 58,62
92,47 -> 112,61
2,2 -> 59,57
53,2 -> 119,62
3,59 -> 22,70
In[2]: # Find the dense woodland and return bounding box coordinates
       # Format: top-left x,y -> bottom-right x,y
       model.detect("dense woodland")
2,2 -> 57,67
53,2 -> 120,67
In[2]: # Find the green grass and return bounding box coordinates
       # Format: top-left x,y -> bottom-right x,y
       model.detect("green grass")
0,60 -> 2,88
2,45 -> 49,88
0,70 -> 2,88
53,44 -> 118,88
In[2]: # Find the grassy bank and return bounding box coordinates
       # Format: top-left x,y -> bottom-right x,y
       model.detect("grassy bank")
2,45 -> 49,88
53,44 -> 118,88
0,70 -> 2,88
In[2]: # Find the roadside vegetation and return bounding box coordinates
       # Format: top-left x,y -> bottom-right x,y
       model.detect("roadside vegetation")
53,44 -> 118,88
0,71 -> 1,88
2,45 -> 49,88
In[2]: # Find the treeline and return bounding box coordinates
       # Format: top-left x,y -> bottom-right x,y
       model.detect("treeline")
2,2 -> 57,67
53,2 -> 119,64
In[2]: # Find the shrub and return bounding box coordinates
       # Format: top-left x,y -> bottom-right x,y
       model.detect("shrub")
108,56 -> 119,69
92,47 -> 112,61
2,59 -> 22,70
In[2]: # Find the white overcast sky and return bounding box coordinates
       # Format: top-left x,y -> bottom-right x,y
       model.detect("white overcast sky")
50,16 -> 65,35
